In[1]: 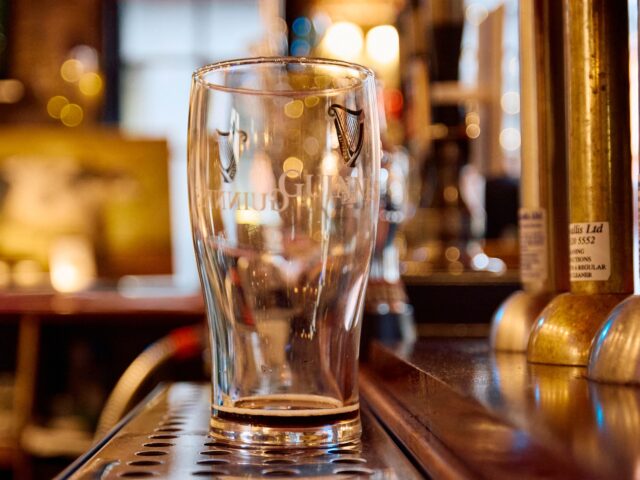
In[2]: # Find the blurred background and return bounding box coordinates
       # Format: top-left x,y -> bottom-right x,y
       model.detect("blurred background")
0,0 -> 635,478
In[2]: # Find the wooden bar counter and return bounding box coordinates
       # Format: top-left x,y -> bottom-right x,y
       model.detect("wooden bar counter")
361,338 -> 639,479
57,335 -> 640,479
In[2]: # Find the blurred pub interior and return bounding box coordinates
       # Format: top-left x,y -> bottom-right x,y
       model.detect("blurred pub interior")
0,0 -> 636,478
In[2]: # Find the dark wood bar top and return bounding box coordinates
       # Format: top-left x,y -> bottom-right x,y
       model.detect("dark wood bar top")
0,289 -> 204,320
361,338 -> 640,479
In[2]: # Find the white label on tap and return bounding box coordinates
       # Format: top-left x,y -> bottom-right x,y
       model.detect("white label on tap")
519,208 -> 548,282
569,222 -> 610,281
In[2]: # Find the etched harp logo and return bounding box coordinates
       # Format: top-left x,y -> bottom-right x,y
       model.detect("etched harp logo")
215,126 -> 247,183
328,104 -> 364,168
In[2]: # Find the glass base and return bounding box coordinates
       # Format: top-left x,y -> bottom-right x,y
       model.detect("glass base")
209,394 -> 361,447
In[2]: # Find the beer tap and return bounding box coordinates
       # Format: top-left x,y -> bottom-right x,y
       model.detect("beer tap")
490,0 -> 569,351
587,1 -> 640,384
528,0 -> 634,366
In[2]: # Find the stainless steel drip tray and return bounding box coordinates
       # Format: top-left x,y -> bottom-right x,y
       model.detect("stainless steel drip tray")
58,383 -> 423,479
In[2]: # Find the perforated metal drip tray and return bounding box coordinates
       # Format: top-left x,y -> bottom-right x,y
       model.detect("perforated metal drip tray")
59,383 -> 422,479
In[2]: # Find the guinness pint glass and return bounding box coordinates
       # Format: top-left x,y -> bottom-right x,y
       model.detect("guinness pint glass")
188,58 -> 380,447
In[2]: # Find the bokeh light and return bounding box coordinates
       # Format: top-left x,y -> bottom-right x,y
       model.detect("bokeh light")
304,96 -> 319,107
60,59 -> 84,83
292,17 -> 312,37
466,123 -> 481,138
49,236 -> 96,293
472,253 -> 490,270
283,156 -> 304,178
79,72 -> 103,96
499,127 -> 521,151
501,91 -> 520,114
60,103 -> 84,127
47,95 -> 69,119
366,25 -> 399,64
312,13 -> 332,38
0,79 -> 25,103
444,186 -> 459,203
69,45 -> 99,72
284,100 -> 304,119
291,38 -> 311,56
445,246 -> 461,262
323,22 -> 363,60
465,112 -> 480,125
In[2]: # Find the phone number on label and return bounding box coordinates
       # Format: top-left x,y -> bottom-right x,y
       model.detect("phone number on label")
570,236 -> 596,245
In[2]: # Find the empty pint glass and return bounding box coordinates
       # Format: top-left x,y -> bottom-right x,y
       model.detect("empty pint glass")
188,57 -> 380,447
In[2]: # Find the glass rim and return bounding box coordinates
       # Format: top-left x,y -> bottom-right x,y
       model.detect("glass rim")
192,56 -> 375,96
